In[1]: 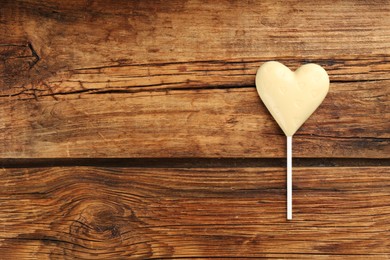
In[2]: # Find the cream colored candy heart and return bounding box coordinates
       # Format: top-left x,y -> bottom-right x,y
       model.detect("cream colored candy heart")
256,61 -> 329,136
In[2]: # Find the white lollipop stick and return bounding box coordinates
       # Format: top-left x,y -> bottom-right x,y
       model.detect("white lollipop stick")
287,136 -> 292,220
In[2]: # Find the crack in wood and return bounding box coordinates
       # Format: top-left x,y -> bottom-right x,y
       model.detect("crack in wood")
0,158 -> 388,168
2,77 -> 389,100
27,42 -> 40,69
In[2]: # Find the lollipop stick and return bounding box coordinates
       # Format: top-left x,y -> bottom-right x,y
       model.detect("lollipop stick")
287,136 -> 292,220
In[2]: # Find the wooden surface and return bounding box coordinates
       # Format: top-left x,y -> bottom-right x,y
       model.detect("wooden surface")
1,0 -> 389,158
0,0 -> 389,259
1,167 -> 390,259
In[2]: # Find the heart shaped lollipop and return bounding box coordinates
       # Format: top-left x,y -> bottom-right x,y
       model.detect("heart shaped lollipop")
256,61 -> 330,219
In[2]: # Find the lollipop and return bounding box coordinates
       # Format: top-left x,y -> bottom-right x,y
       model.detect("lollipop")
256,61 -> 329,220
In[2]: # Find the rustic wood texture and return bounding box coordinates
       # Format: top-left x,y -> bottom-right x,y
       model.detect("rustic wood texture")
0,167 -> 389,259
1,83 -> 388,158
1,0 -> 390,259
1,0 -> 389,158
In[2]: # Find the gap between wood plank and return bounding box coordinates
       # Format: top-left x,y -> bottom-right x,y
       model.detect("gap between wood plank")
0,158 -> 388,168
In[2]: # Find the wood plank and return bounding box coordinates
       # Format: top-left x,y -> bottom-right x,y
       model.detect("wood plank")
1,0 -> 390,94
1,0 -> 389,158
0,166 -> 389,258
1,82 -> 388,158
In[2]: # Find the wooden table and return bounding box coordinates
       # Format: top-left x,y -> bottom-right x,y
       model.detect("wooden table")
1,0 -> 389,258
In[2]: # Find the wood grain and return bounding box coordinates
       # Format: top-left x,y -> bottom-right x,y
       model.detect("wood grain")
1,82 -> 388,158
0,167 -> 389,259
1,1 -> 389,258
2,0 -> 390,78
1,0 -> 389,158
2,0 -> 390,94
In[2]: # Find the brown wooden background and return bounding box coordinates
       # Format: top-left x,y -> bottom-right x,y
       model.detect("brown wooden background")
1,0 -> 389,259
